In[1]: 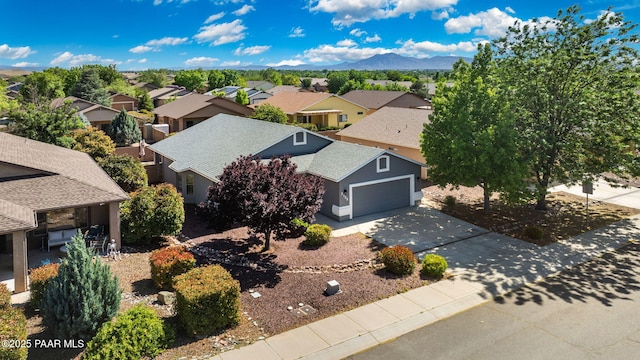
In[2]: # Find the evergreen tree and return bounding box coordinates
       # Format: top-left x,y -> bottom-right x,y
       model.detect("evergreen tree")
40,232 -> 121,341
73,68 -> 111,107
138,90 -> 154,112
108,108 -> 142,146
234,89 -> 249,105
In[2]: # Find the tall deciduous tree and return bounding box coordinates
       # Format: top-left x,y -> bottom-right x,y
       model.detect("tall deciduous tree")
250,103 -> 288,124
8,101 -> 85,148
98,154 -> 148,193
421,44 -> 527,213
19,71 -> 66,105
207,70 -> 226,90
139,69 -> 169,88
494,6 -> 640,209
40,232 -> 121,341
203,156 -> 324,250
174,69 -> 207,91
108,108 -> 142,146
72,68 -> 111,107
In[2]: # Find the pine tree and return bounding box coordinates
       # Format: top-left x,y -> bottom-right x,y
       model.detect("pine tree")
108,108 -> 142,146
72,68 -> 111,107
138,90 -> 154,112
40,232 -> 121,341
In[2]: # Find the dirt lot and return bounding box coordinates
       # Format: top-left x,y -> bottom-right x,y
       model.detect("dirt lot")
22,185 -> 640,359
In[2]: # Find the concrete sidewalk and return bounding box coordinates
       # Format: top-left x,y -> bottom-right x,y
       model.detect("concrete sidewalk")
213,214 -> 640,360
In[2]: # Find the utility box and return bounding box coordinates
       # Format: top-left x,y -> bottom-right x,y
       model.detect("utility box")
324,280 -> 341,296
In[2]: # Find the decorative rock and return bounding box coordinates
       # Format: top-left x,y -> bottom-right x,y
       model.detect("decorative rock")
158,291 -> 176,305
298,302 -> 304,307
287,306 -> 293,311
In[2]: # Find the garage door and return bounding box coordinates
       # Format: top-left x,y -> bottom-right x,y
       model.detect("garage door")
352,178 -> 411,218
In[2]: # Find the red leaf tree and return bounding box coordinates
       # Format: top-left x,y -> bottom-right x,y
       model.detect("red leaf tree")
202,155 -> 324,250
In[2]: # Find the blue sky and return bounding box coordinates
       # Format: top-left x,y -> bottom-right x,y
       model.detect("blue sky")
1,0 -> 638,70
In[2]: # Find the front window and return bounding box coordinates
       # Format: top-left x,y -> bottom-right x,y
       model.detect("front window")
339,114 -> 348,122
186,174 -> 194,194
176,173 -> 183,192
296,115 -> 311,124
376,155 -> 390,173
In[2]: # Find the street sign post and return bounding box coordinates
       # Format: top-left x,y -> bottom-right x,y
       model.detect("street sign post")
583,181 -> 593,228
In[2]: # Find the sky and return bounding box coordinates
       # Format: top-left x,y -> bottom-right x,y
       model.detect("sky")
1,0 -> 638,70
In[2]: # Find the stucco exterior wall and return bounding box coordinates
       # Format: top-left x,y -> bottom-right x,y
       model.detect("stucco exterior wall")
306,97 -> 368,127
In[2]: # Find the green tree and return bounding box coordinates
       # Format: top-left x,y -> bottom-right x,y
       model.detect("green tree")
207,70 -> 226,90
72,127 -> 115,161
327,72 -> 349,94
301,78 -> 312,89
174,69 -> 207,91
73,68 -> 111,106
494,6 -> 640,209
421,44 -> 527,213
261,68 -> 282,85
40,232 -> 121,341
19,71 -> 66,105
282,74 -> 300,86
234,89 -> 249,105
384,82 -> 409,92
108,108 -> 141,146
8,101 -> 85,148
0,82 -> 18,114
98,154 -> 148,193
138,90 -> 154,112
120,184 -> 185,245
222,69 -> 241,86
139,69 -> 169,88
386,70 -> 403,81
410,79 -> 427,99
251,103 -> 288,124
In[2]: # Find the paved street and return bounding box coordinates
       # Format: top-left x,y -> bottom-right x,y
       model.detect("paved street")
347,242 -> 640,360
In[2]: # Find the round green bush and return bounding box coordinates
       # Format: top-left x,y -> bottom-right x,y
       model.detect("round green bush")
0,306 -> 28,360
82,304 -> 174,360
28,263 -> 59,309
523,226 -> 544,240
421,254 -> 448,278
443,195 -> 457,207
173,265 -> 241,335
379,246 -> 417,276
302,224 -> 332,247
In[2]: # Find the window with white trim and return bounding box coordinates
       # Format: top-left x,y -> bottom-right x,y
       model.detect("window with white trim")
376,155 -> 390,173
293,131 -> 307,146
339,114 -> 348,122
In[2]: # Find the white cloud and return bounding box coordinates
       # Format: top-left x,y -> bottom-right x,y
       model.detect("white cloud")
431,10 -> 449,20
205,12 -> 225,24
0,44 -> 34,59
289,26 -> 305,38
221,60 -> 241,66
445,7 -> 518,37
398,39 -> 479,55
309,0 -> 459,26
234,45 -> 270,56
153,0 -> 162,5
139,58 -> 148,63
337,39 -> 357,47
266,59 -> 306,67
129,45 -> 153,53
364,34 -> 381,43
303,44 -> 392,63
184,56 -> 219,67
113,34 -> 120,39
505,6 -> 515,14
12,62 -> 38,67
233,4 -> 255,16
194,19 -> 247,45
50,51 -> 121,66
350,28 -> 367,37
146,37 -> 189,46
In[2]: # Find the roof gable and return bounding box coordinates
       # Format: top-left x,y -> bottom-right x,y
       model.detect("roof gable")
342,90 -> 407,109
252,92 -> 332,114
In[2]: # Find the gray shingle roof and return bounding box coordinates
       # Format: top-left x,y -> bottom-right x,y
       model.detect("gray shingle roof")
149,114 -> 306,181
301,141 -> 385,182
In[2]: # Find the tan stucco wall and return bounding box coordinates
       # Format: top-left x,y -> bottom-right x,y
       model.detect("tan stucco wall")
305,97 -> 368,128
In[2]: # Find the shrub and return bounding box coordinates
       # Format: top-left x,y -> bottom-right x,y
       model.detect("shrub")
0,283 -> 10,309
295,123 -> 318,132
0,306 -> 28,360
379,246 -> 417,276
287,218 -> 309,238
150,246 -> 196,291
173,265 -> 240,335
40,233 -> 121,341
29,263 -> 59,308
98,154 -> 148,193
524,226 -> 544,240
82,304 -> 174,360
421,254 -> 448,278
443,195 -> 457,207
302,224 -> 332,246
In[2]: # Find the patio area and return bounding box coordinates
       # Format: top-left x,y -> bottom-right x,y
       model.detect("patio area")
0,249 -> 65,293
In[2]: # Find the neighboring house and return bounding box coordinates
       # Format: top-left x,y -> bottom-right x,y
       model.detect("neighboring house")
206,86 -> 272,105
148,85 -> 192,108
153,93 -> 253,133
341,90 -> 432,115
250,92 -> 369,129
246,81 -> 276,91
109,92 -> 139,111
310,78 -> 328,92
149,114 -> 423,222
337,107 -> 432,179
266,85 -> 306,96
52,96 -> 122,132
0,132 -> 129,293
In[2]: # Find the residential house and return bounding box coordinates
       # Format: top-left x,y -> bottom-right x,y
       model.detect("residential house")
310,78 -> 328,92
148,85 -> 192,108
337,107 -> 432,178
52,96 -> 122,132
153,93 -> 253,133
109,92 -> 139,111
251,92 -> 369,129
341,90 -> 432,115
246,81 -> 276,91
149,114 -> 423,222
0,132 -> 129,293
266,85 -> 307,96
206,86 -> 272,105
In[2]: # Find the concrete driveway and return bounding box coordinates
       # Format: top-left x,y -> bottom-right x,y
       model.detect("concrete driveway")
549,179 -> 640,209
315,204 -> 490,254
